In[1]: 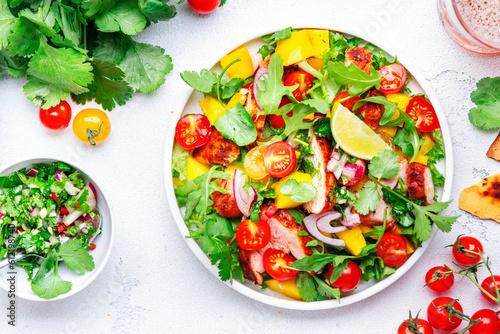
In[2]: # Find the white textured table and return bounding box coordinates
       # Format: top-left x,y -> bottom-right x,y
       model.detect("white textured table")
1,0 -> 500,333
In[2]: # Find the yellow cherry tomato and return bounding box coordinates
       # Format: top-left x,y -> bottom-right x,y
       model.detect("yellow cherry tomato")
73,108 -> 111,145
244,145 -> 268,180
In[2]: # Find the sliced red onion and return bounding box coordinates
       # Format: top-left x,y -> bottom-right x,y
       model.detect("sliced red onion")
327,148 -> 341,173
342,162 -> 358,180
314,113 -> 326,120
253,66 -> 269,110
334,154 -> 347,180
88,182 -> 97,199
315,212 -> 347,234
29,207 -> 40,216
26,169 -> 38,177
341,203 -> 361,228
81,228 -> 89,234
232,169 -> 257,217
303,213 -> 346,247
54,170 -> 65,181
0,212 -> 4,219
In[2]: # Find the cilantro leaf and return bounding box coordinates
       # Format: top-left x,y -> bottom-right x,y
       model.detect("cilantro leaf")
353,181 -> 380,215
327,61 -> 381,96
469,77 -> 500,130
0,0 -> 15,49
314,275 -> 340,301
214,103 -> 257,146
57,238 -> 95,275
369,149 -> 401,179
296,272 -> 319,302
413,207 -> 432,242
23,40 -> 93,108
279,179 -> 317,203
31,251 -> 72,299
71,59 -> 133,111
139,0 -> 176,23
257,45 -> 273,59
261,27 -> 292,45
180,69 -> 218,93
94,0 -> 147,35
313,117 -> 332,137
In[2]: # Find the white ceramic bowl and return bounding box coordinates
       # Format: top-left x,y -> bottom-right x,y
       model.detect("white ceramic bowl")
0,157 -> 114,301
164,24 -> 453,310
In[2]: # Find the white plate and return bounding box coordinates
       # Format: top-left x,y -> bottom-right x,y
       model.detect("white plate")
164,24 -> 453,310
0,157 -> 114,301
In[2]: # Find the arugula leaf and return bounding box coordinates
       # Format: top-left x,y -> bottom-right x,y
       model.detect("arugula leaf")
94,0 -> 147,35
468,77 -> 500,130
281,102 -> 316,137
31,251 -> 72,299
257,45 -> 273,59
313,117 -> 332,137
71,59 -> 133,111
353,181 -> 379,215
214,103 -> 257,146
327,61 -> 381,96
369,149 -> 401,179
57,238 -> 95,275
279,179 -> 317,203
393,121 -> 425,162
261,27 -> 292,45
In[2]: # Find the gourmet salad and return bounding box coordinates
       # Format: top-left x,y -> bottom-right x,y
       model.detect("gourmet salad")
0,161 -> 100,299
172,27 -> 458,302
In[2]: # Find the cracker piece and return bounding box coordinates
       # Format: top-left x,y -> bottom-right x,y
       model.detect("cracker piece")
486,133 -> 500,161
459,174 -> 500,223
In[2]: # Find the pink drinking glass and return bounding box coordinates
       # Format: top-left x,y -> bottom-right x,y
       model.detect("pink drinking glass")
438,0 -> 500,54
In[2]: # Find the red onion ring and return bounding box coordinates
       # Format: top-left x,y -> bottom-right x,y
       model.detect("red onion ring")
26,169 -> 38,177
303,213 -> 346,247
253,66 -> 269,110
232,169 -> 257,217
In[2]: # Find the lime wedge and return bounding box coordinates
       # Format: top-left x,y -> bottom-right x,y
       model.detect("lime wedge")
330,102 -> 391,160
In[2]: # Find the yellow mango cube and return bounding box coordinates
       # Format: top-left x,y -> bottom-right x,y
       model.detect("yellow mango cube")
307,29 -> 330,57
273,171 -> 314,209
224,163 -> 245,178
227,92 -> 247,109
275,30 -> 316,66
336,227 -> 366,256
386,93 -> 412,111
358,224 -> 379,240
377,126 -> 398,138
265,278 -> 302,300
219,46 -> 254,80
172,177 -> 183,186
199,96 -> 226,125
187,156 -> 210,181
420,135 -> 435,155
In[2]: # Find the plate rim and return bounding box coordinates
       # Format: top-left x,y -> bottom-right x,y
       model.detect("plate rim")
163,23 -> 454,310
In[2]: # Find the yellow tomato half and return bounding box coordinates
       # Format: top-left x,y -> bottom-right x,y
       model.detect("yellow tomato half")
73,108 -> 111,145
244,145 -> 268,180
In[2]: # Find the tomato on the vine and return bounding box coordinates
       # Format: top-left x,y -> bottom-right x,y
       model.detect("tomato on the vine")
263,141 -> 297,178
397,317 -> 434,334
332,91 -> 362,111
187,0 -> 220,14
375,233 -> 407,267
378,63 -> 407,94
327,261 -> 361,292
405,96 -> 440,133
480,275 -> 500,303
284,70 -> 315,102
469,309 -> 500,334
235,219 -> 271,251
425,266 -> 454,293
175,114 -> 212,150
73,108 -> 111,145
39,100 -> 72,131
262,248 -> 298,281
244,146 -> 268,180
452,235 -> 483,266
427,297 -> 463,331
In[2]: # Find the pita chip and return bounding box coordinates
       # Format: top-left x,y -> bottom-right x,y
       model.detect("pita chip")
459,174 -> 500,223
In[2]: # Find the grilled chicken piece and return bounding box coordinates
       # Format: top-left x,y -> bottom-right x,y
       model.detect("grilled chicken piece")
212,178 -> 242,219
407,162 -> 435,206
245,83 -> 266,145
358,186 -> 396,231
239,248 -> 265,285
380,156 -> 408,189
304,135 -> 336,214
345,47 -> 373,75
357,90 -> 384,130
192,127 -> 240,166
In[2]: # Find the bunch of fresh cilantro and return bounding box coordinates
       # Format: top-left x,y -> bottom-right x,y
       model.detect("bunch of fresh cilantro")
0,0 -> 178,110
468,77 -> 500,130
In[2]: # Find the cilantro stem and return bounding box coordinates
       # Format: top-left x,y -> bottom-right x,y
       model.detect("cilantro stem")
216,58 -> 241,111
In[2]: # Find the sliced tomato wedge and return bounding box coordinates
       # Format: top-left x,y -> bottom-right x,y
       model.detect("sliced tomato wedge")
332,91 -> 362,111
378,63 -> 407,94
284,70 -> 315,102
236,219 -> 271,250
175,114 -> 212,149
376,233 -> 407,267
405,96 -> 440,133
263,248 -> 298,281
263,141 -> 297,178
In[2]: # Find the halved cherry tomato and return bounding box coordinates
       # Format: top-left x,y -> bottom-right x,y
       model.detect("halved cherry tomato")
187,0 -> 220,14
56,224 -> 67,234
332,91 -> 362,111
284,70 -> 315,102
425,266 -> 454,292
50,192 -> 61,204
235,219 -> 271,250
469,309 -> 500,334
39,100 -> 72,131
427,297 -> 463,331
337,159 -> 366,186
268,97 -> 293,129
452,235 -> 483,266
327,261 -> 362,292
481,275 -> 500,302
17,227 -> 24,233
60,206 -> 69,215
398,317 -> 434,334
175,114 -> 212,150
378,64 -> 407,94
405,96 -> 440,133
263,141 -> 297,178
264,203 -> 279,218
263,248 -> 298,281
244,146 -> 268,180
376,232 -> 407,267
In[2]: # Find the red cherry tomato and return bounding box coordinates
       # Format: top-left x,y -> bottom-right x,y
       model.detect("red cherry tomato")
235,219 -> 271,251
60,206 -> 69,215
327,261 -> 362,292
88,243 -> 97,250
481,275 -> 500,303
263,141 -> 297,178
39,101 -> 72,131
405,96 -> 440,133
398,318 -> 434,334
267,97 -> 292,128
262,248 -> 298,281
452,235 -> 483,266
469,309 -> 500,334
56,224 -> 67,234
337,159 -> 366,186
284,70 -> 315,102
175,114 -> 212,149
332,91 -> 362,111
375,232 -> 407,267
187,0 -> 220,14
378,63 -> 407,94
427,297 -> 463,331
425,266 -> 454,293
